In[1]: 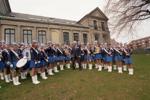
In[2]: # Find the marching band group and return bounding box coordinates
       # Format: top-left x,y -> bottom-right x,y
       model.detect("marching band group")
0,40 -> 134,86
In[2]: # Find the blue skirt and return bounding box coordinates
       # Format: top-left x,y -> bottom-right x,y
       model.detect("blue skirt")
114,55 -> 123,62
48,56 -> 54,63
124,57 -> 132,64
29,60 -> 38,68
65,56 -> 71,61
37,60 -> 47,67
104,55 -> 113,62
57,56 -> 65,62
85,55 -> 94,62
0,61 -> 5,70
94,54 -> 102,60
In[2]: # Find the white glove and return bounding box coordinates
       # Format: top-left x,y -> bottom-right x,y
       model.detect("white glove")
35,61 -> 37,64
46,59 -> 48,62
38,61 -> 40,63
10,64 -> 13,68
6,61 -> 11,65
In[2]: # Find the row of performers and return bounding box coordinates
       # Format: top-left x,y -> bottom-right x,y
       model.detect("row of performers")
0,41 -> 134,86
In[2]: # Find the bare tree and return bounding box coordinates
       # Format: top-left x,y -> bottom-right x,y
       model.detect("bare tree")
105,0 -> 150,36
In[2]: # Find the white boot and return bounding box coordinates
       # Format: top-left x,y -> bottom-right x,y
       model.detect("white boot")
88,64 -> 93,70
84,64 -> 87,69
0,73 -> 4,80
21,72 -> 26,79
82,64 -> 85,69
113,65 -> 117,70
32,76 -> 39,85
129,68 -> 134,75
60,65 -> 64,70
66,64 -> 71,69
54,66 -> 59,73
123,65 -> 127,71
12,77 -> 18,86
4,75 -> 10,83
98,65 -> 102,71
95,64 -> 98,69
8,74 -> 12,81
41,72 -> 48,80
108,66 -> 112,72
118,67 -> 123,73
15,76 -> 21,85
48,69 -> 54,75
35,75 -> 40,83
75,63 -> 79,69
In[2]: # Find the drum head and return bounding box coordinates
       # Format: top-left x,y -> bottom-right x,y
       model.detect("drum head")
16,58 -> 27,68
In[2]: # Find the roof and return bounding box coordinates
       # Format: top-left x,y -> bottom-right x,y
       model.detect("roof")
78,7 -> 108,23
0,0 -> 11,15
0,12 -> 89,28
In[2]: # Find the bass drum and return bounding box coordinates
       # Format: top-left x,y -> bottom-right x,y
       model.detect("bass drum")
16,57 -> 27,68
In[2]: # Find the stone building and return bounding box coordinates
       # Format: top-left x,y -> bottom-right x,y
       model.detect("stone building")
129,36 -> 150,49
0,0 -> 110,44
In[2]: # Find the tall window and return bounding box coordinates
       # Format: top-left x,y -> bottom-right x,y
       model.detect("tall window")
101,22 -> 106,31
93,20 -> 98,30
83,34 -> 88,44
94,34 -> 99,41
63,32 -> 69,44
23,30 -> 32,44
73,33 -> 79,42
38,30 -> 46,43
4,28 -> 15,44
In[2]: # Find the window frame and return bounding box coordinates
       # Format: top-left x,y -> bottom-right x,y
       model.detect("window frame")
93,20 -> 98,30
83,33 -> 88,44
4,28 -> 15,44
73,33 -> 79,42
23,29 -> 32,44
38,30 -> 46,43
63,32 -> 70,44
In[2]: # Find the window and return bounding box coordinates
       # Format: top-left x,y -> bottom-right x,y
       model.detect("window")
93,20 -> 98,30
38,30 -> 46,43
73,33 -> 79,42
83,34 -> 88,44
4,28 -> 15,44
94,34 -> 99,41
23,30 -> 32,44
63,32 -> 69,44
101,22 -> 106,31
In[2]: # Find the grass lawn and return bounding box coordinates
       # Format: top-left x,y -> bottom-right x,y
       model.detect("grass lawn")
0,54 -> 150,100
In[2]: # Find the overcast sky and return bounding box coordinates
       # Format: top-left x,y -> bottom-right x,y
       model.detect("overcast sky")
9,0 -> 150,43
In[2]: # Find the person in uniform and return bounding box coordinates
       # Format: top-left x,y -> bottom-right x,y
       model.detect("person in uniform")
93,42 -> 103,71
22,44 -> 31,79
38,44 -> 48,80
0,42 -> 5,81
29,40 -> 40,84
56,44 -> 65,71
103,43 -> 113,72
2,44 -> 12,83
45,41 -> 55,75
113,44 -> 123,73
123,44 -> 134,75
63,44 -> 72,69
9,43 -> 21,85
88,44 -> 94,70
52,44 -> 59,73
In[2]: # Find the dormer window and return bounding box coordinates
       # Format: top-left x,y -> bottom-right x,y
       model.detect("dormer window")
93,20 -> 98,30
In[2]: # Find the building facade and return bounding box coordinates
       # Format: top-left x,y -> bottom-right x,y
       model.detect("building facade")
0,0 -> 110,44
129,36 -> 150,49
